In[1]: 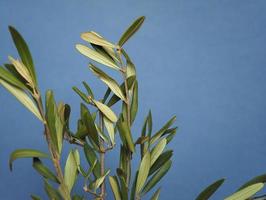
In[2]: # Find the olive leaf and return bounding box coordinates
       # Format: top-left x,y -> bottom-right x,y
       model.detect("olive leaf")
9,26 -> 37,85
150,188 -> 161,200
89,63 -> 126,101
224,183 -> 264,200
93,99 -> 118,122
64,149 -> 80,192
118,16 -> 145,47
238,174 -> 266,191
76,44 -> 120,70
150,138 -> 167,165
81,31 -> 118,49
0,79 -> 43,122
32,157 -> 59,183
0,66 -> 27,89
109,176 -> 122,200
196,178 -> 225,200
135,151 -> 151,194
9,149 -> 49,170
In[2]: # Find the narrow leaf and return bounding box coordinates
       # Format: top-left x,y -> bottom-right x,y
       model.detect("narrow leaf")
130,80 -> 138,124
149,150 -> 173,175
76,44 -> 120,70
238,174 -> 266,191
0,79 -> 43,122
9,149 -> 49,171
196,178 -> 225,200
118,16 -> 145,47
0,66 -> 27,89
89,64 -> 125,101
9,26 -> 37,84
93,99 -> 118,122
64,150 -> 79,192
136,151 -> 151,194
81,31 -> 118,48
225,183 -> 264,200
150,138 -> 167,165
32,157 -> 59,183
103,116 -> 115,145
142,160 -> 172,194
150,188 -> 161,200
109,176 -> 122,200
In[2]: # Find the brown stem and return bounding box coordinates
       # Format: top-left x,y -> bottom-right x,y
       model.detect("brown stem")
34,90 -> 70,200
99,113 -> 106,199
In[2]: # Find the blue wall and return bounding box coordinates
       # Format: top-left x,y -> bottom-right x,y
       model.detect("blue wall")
1,0 -> 266,199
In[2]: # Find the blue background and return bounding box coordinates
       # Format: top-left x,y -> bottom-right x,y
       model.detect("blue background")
1,0 -> 266,199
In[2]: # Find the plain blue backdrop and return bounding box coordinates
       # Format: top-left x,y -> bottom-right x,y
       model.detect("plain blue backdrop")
1,0 -> 266,199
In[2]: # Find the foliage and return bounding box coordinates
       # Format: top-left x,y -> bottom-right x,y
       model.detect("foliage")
1,16 -> 266,200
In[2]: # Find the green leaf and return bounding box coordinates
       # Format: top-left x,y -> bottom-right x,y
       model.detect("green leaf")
150,116 -> 176,144
82,81 -> 94,98
130,171 -> 138,200
150,138 -> 167,165
81,31 -> 118,49
32,157 -> 59,183
89,64 -> 126,101
238,174 -> 266,191
93,99 -> 118,122
30,195 -> 41,200
149,150 -> 173,175
9,149 -> 49,171
142,160 -> 172,194
45,90 -> 64,153
103,116 -> 115,145
0,79 -> 43,122
130,80 -> 138,124
150,188 -> 161,200
9,26 -> 37,85
121,49 -> 136,78
84,142 -> 101,178
109,176 -> 122,200
136,151 -> 151,194
0,66 -> 27,89
83,109 -> 100,147
44,180 -> 62,200
107,76 -> 136,107
117,117 -> 135,152
196,178 -> 225,200
64,149 -> 79,192
225,183 -> 264,200
72,194 -> 84,200
76,44 -> 120,70
92,170 -> 110,190
118,16 -> 145,47
73,86 -> 90,104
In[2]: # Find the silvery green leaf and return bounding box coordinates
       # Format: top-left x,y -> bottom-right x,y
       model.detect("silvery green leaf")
130,80 -> 138,124
150,138 -> 167,165
92,170 -> 110,190
225,183 -> 264,200
238,174 -> 266,191
89,64 -> 126,101
103,116 -> 115,145
135,151 -> 150,194
93,99 -> 118,122
0,66 -> 27,90
109,176 -> 122,200
0,79 -> 43,122
81,31 -> 118,49
9,149 -> 49,171
76,44 -> 120,70
150,188 -> 161,200
64,150 -> 79,192
149,150 -> 173,175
